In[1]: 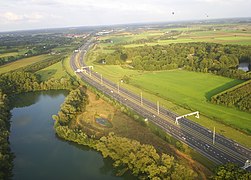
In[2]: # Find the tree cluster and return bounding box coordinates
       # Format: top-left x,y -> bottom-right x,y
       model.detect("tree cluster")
211,163 -> 251,179
211,80 -> 251,112
0,71 -> 76,95
53,86 -> 88,126
96,133 -> 197,179
0,90 -> 13,180
55,123 -> 197,180
97,42 -> 251,79
0,71 -> 40,94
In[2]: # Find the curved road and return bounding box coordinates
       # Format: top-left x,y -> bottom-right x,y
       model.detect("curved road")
70,38 -> 251,168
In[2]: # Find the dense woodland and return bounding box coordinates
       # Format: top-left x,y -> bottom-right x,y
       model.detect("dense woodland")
211,80 -> 251,113
0,90 -> 13,179
97,42 -> 251,79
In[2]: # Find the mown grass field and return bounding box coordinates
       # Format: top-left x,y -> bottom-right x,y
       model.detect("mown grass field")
36,61 -> 67,81
128,70 -> 250,131
0,54 -> 51,74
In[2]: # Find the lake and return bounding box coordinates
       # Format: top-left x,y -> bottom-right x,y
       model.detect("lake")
9,91 -> 133,180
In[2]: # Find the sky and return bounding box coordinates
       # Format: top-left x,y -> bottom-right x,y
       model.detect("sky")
0,0 -> 251,32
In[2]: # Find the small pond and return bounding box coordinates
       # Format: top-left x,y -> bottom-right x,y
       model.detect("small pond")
95,117 -> 113,128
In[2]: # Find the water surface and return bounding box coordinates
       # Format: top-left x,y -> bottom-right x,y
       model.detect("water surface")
10,91 -> 131,180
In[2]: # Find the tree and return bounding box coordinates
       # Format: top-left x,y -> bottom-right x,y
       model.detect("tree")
212,163 -> 251,180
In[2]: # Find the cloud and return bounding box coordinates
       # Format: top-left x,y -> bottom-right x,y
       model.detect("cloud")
2,12 -> 23,21
0,0 -> 250,32
1,12 -> 44,22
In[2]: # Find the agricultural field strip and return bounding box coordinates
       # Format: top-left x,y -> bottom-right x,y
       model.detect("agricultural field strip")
0,54 -> 50,74
72,46 -> 249,166
80,66 -> 247,164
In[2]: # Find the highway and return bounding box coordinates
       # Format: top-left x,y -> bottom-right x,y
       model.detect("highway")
70,38 -> 251,168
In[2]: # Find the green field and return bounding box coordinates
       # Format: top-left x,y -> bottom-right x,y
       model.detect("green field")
0,52 -> 19,58
106,27 -> 251,47
124,32 -> 251,47
0,54 -> 50,74
97,26 -> 251,49
36,61 -> 67,81
128,70 -> 251,131
91,65 -> 141,82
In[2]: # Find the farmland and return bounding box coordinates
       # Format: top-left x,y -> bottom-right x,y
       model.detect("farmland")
0,55 -> 50,74
98,24 -> 251,48
128,70 -> 250,133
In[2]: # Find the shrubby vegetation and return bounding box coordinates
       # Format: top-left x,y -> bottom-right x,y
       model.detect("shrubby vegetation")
211,80 -> 251,112
97,42 -> 251,79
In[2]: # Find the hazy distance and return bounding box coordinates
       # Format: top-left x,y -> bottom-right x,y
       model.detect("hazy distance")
0,0 -> 251,32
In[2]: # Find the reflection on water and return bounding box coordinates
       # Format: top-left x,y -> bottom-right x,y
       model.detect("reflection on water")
10,91 -> 133,180
10,90 -> 68,108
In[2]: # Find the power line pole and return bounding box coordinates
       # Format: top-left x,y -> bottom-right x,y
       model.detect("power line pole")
213,127 -> 215,145
117,82 -> 120,94
100,74 -> 103,85
157,101 -> 159,115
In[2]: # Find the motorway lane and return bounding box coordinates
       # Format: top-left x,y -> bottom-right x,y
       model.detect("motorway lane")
71,41 -> 251,168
